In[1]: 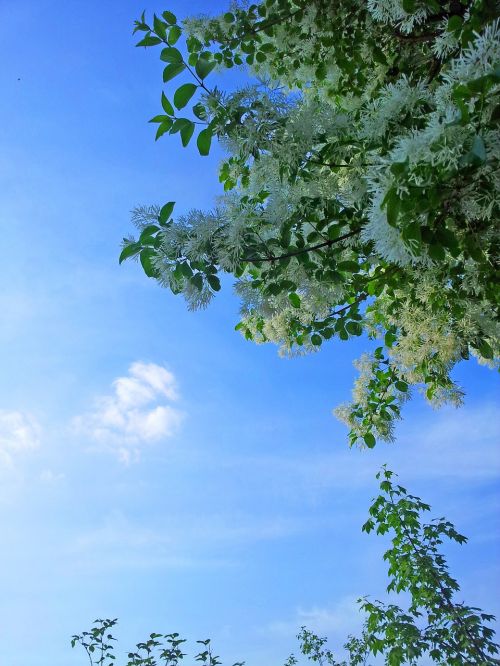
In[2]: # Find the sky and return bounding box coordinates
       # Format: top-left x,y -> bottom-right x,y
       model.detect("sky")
0,1 -> 499,664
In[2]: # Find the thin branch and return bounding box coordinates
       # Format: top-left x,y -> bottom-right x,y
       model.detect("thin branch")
244,6 -> 305,39
331,293 -> 368,317
308,158 -> 373,169
183,60 -> 228,113
330,265 -> 400,318
393,30 -> 438,43
243,228 -> 361,263
309,220 -> 329,242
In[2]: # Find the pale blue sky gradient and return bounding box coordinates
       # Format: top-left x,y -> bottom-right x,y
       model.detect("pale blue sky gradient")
0,1 -> 499,664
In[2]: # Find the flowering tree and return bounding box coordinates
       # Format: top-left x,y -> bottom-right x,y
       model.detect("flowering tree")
121,0 -> 499,447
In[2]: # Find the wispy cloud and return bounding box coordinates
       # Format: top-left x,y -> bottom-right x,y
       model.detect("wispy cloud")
222,402 -> 500,501
396,402 -> 500,481
39,468 -> 65,484
267,596 -> 364,647
67,509 -> 306,573
73,361 -> 184,463
0,410 -> 41,466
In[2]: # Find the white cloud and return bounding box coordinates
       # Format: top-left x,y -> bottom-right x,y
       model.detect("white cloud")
0,410 -> 41,466
73,361 -> 184,463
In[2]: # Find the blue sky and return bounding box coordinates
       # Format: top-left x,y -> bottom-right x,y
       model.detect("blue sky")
0,1 -> 499,664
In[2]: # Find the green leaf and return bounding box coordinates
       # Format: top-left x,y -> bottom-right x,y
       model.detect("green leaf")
427,243 -> 445,261
155,119 -> 172,140
159,201 -> 175,224
337,260 -> 359,272
195,56 -> 216,80
403,221 -> 421,243
192,102 -> 207,120
180,121 -> 195,147
153,15 -> 167,40
168,25 -> 181,45
140,249 -> 157,277
475,340 -> 493,359
119,243 -> 141,264
207,274 -> 221,291
162,10 -> 177,24
315,62 -> 327,80
390,161 -> 408,177
364,432 -> 376,448
311,334 -> 322,346
385,331 -> 397,347
346,321 -> 363,336
139,225 -> 159,242
179,262 -> 192,278
174,83 -> 197,109
163,62 -> 185,82
190,273 -> 203,291
136,34 -> 162,47
197,128 -> 213,156
395,380 -> 408,392
170,118 -> 191,134
161,92 -> 174,115
447,15 -> 463,33
149,114 -> 170,124
288,292 -> 301,308
386,190 -> 400,228
160,47 -> 182,63
223,12 -> 235,22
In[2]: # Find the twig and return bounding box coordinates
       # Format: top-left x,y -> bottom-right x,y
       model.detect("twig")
243,228 -> 361,263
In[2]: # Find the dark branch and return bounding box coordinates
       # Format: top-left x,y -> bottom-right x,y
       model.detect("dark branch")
394,30 -> 438,43
308,158 -> 373,169
243,228 -> 362,263
331,293 -> 367,317
244,6 -> 305,38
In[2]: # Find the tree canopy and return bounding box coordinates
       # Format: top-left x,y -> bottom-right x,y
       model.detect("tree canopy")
121,0 -> 499,448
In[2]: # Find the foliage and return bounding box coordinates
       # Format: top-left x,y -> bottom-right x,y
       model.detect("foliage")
122,0 -> 500,447
285,467 -> 500,665
73,470 -> 499,665
71,619 -> 244,666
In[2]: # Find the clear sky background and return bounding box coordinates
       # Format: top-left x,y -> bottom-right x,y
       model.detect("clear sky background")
0,1 -> 499,664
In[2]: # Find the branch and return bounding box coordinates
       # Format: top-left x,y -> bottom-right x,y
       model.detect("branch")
308,158 -> 373,169
243,228 -> 361,263
331,293 -> 367,317
183,59 -> 228,113
393,30 -> 438,43
244,6 -> 305,38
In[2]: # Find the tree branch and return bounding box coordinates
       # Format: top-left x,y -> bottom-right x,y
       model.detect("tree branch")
331,293 -> 367,317
243,228 -> 361,263
394,30 -> 438,43
308,158 -> 373,169
244,6 -> 305,39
